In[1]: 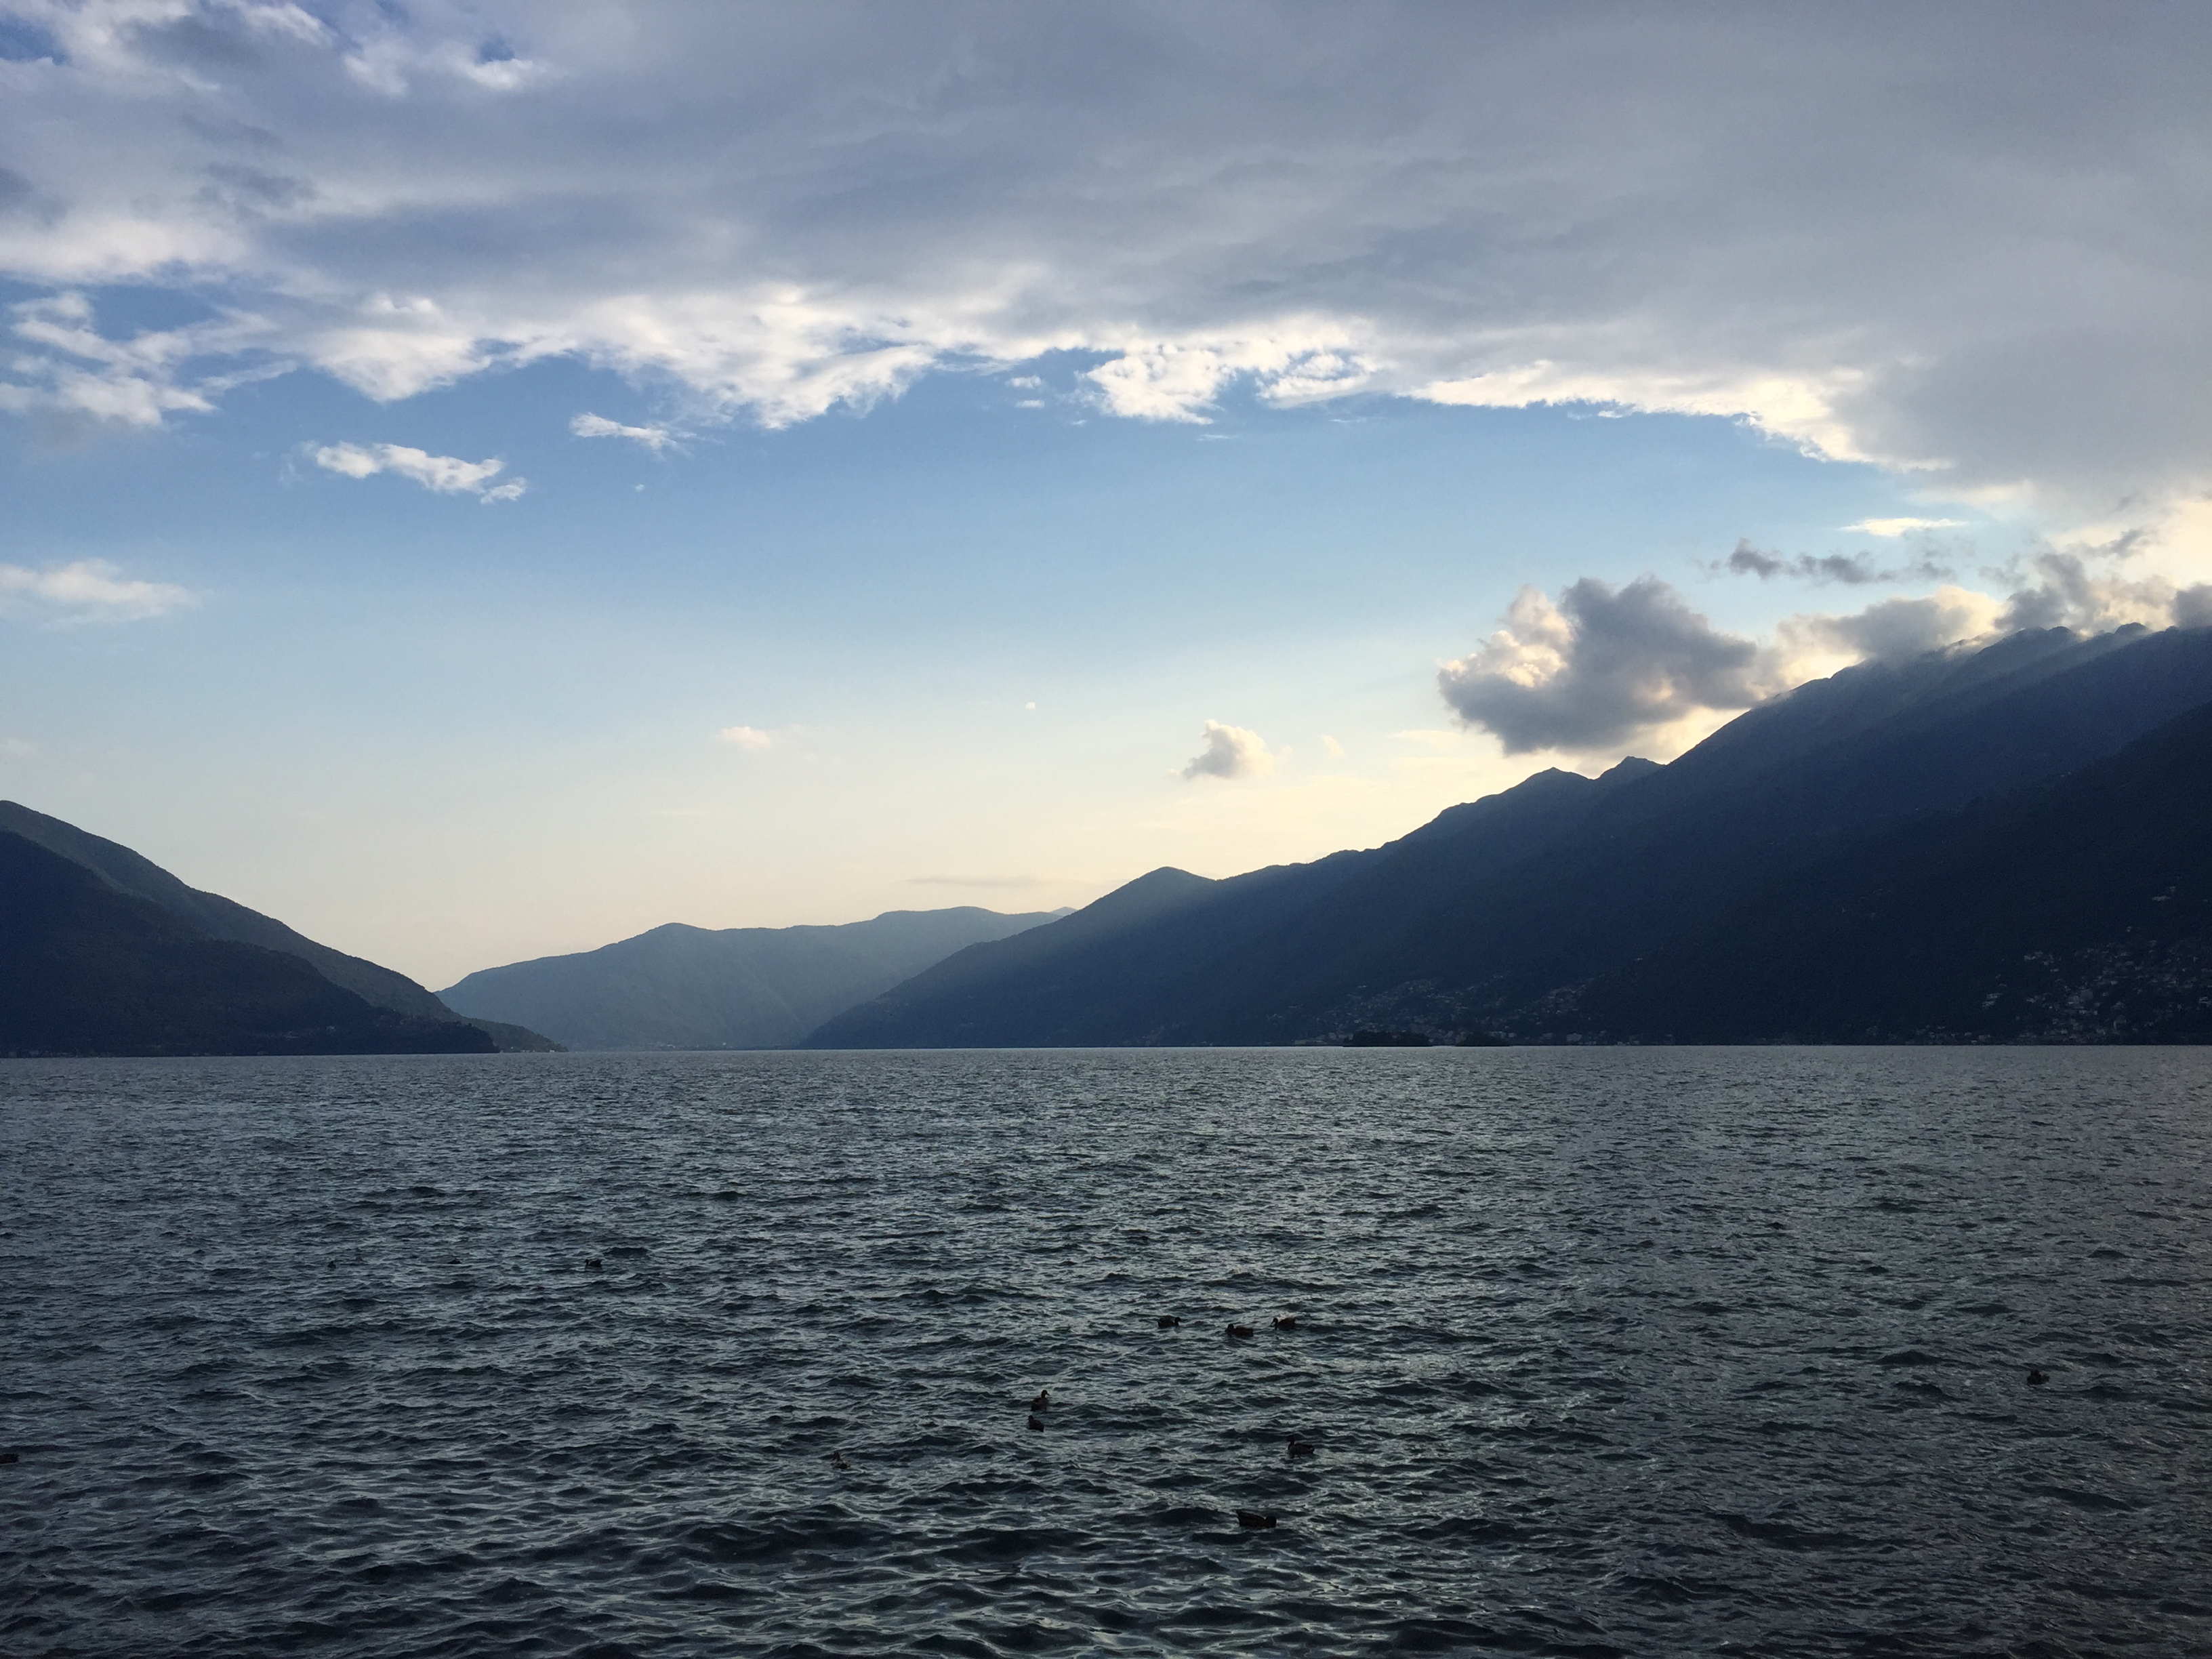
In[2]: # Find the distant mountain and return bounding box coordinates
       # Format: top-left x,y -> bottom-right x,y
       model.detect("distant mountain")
0,802 -> 554,1053
438,905 -> 1071,1050
806,624 -> 2212,1048
0,830 -> 492,1057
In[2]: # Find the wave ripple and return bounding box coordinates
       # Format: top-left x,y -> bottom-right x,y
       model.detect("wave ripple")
3,1046 -> 2209,1656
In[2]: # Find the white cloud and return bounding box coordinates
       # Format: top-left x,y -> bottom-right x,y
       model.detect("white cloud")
571,411 -> 675,450
1085,331 -> 1373,424
1180,720 -> 1274,781
312,441 -> 523,500
0,558 -> 196,621
1321,734 -> 1345,758
1843,517 -> 1966,537
716,724 -> 779,751
1420,364 -> 1877,468
0,5 -> 2202,529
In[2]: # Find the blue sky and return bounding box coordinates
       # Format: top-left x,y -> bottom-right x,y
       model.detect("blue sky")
1,3 -> 2207,986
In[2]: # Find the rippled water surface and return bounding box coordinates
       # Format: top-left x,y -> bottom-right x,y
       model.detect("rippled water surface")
3,1048 -> 2209,1658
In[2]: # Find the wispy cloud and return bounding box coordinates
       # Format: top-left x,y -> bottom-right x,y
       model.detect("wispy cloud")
0,558 -> 197,622
1719,540 -> 1952,586
907,874 -> 1061,889
1843,517 -> 1965,537
571,411 -> 676,451
716,724 -> 783,751
0,292 -> 239,430
312,442 -> 525,501
1180,720 -> 1274,781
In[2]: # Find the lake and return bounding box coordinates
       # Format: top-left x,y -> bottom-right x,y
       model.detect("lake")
3,1048 -> 2207,1656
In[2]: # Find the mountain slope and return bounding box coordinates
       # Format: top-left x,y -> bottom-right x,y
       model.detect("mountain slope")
0,802 -> 556,1051
806,624 -> 2212,1047
806,763 -> 1652,1047
1569,700 -> 2212,1042
438,905 -> 1070,1050
0,831 -> 493,1057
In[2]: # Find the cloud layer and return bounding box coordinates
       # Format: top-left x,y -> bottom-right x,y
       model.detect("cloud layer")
1,3 -> 2207,522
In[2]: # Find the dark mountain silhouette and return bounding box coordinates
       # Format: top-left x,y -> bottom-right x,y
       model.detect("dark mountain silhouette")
0,802 -> 556,1052
806,624 -> 2212,1048
1571,700 -> 2212,1042
438,905 -> 1071,1050
0,831 -> 492,1057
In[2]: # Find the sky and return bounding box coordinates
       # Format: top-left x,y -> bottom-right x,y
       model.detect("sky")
1,1 -> 2209,989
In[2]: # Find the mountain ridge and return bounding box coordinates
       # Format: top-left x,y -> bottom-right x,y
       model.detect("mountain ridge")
438,904 -> 1072,1050
0,801 -> 556,1052
806,624 -> 2212,1048
1571,698 -> 2212,1042
0,830 -> 495,1057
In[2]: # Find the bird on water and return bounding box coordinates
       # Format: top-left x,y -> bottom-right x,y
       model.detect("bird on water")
2028,1369 -> 2049,1385
1273,1316 -> 1298,1331
1237,1510 -> 1277,1529
1287,1437 -> 1316,1458
1027,1414 -> 1045,1432
1157,1315 -> 1181,1328
827,1452 -> 852,1470
1030,1389 -> 1050,1411
1225,1322 -> 1254,1338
